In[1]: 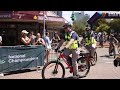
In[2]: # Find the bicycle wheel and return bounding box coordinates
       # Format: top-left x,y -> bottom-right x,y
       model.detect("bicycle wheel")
91,52 -> 97,66
41,61 -> 65,79
117,46 -> 120,54
77,57 -> 90,78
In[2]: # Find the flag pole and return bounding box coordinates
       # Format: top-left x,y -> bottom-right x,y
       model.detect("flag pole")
43,11 -> 46,37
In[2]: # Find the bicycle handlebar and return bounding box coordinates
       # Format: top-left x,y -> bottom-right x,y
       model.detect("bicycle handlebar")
57,49 -> 64,53
57,50 -> 63,53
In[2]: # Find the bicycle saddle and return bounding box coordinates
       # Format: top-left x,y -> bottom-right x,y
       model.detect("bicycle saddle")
79,50 -> 90,56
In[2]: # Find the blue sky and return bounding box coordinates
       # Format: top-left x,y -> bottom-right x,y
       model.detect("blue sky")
62,11 -> 97,23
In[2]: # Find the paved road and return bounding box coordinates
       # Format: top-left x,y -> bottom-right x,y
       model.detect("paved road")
0,47 -> 120,79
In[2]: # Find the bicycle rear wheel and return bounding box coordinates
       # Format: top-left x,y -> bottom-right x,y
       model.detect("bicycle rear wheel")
77,57 -> 90,78
91,52 -> 97,66
41,61 -> 65,79
117,45 -> 120,54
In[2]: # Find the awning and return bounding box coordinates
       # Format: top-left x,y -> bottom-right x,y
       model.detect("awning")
38,16 -> 65,23
38,16 -> 65,29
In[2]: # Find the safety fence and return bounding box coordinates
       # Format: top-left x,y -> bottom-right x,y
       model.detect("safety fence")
48,50 -> 59,61
47,43 -> 59,61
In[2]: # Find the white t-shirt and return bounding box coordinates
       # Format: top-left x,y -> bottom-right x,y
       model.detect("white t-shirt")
44,36 -> 52,50
0,36 -> 2,43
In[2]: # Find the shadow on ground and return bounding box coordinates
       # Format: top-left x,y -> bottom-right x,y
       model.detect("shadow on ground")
4,69 -> 36,76
100,55 -> 115,59
49,76 -> 85,79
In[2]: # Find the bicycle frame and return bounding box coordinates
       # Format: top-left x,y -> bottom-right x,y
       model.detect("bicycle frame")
85,53 -> 91,63
57,52 -> 73,70
81,47 -> 97,65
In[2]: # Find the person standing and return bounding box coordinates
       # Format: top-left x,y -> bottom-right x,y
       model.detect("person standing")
35,33 -> 45,46
52,32 -> 61,43
20,30 -> 31,45
55,23 -> 79,79
43,32 -> 52,63
0,35 -> 2,46
99,32 -> 104,48
28,31 -> 36,45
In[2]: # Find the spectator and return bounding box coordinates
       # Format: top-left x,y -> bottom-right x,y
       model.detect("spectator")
20,30 -> 31,45
0,35 -> 2,46
52,32 -> 61,43
99,32 -> 104,48
35,33 -> 45,46
43,32 -> 52,63
28,31 -> 36,45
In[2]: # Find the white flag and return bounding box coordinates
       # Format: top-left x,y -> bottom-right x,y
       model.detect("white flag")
44,11 -> 48,20
44,14 -> 48,20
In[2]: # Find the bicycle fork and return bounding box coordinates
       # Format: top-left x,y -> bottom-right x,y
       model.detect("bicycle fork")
52,59 -> 60,74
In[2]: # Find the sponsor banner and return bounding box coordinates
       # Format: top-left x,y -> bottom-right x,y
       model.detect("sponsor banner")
0,45 -> 45,72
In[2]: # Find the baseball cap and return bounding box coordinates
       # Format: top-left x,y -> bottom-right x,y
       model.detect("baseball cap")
21,30 -> 29,34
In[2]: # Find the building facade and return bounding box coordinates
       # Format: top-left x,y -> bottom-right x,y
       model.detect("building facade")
74,11 -> 90,21
52,11 -> 62,17
0,11 -> 65,46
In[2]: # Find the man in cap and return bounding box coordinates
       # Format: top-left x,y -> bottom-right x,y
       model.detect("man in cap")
84,27 -> 97,58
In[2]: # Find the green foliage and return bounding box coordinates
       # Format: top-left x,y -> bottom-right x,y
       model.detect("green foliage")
93,19 -> 108,31
72,16 -> 120,35
109,19 -> 120,32
96,24 -> 110,33
72,19 -> 88,35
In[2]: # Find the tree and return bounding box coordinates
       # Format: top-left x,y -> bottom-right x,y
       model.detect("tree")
109,19 -> 120,33
93,19 -> 108,32
96,24 -> 110,33
72,17 -> 88,35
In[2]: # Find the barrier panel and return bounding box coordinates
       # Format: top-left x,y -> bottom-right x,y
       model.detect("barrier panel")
0,45 -> 45,73
49,50 -> 59,61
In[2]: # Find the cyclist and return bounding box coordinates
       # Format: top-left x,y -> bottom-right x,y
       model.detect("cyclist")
109,33 -> 119,56
55,23 -> 79,79
84,27 -> 97,58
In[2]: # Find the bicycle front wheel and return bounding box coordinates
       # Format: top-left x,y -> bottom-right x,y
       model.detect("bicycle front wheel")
41,61 -> 65,79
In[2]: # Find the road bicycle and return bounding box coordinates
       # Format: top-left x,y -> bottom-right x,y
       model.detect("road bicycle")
41,49 -> 90,79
